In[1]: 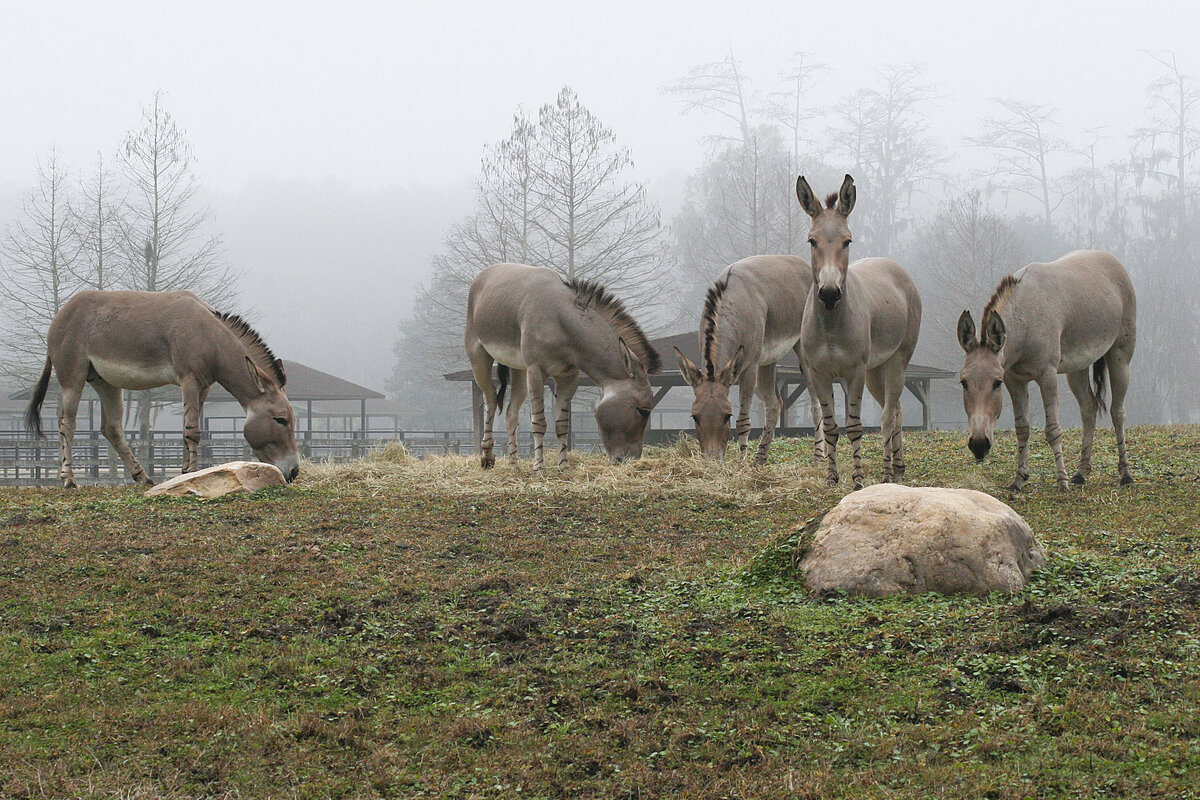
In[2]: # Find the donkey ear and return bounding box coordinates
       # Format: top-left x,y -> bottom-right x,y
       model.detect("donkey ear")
274,358 -> 287,388
957,311 -> 977,353
718,345 -> 746,387
983,312 -> 1007,353
619,338 -> 644,379
837,174 -> 856,216
796,176 -> 822,218
674,347 -> 702,389
245,356 -> 267,393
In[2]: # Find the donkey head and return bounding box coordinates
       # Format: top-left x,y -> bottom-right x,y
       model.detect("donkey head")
796,174 -> 856,310
240,356 -> 301,481
675,345 -> 745,459
956,310 -> 1007,462
594,339 -> 654,463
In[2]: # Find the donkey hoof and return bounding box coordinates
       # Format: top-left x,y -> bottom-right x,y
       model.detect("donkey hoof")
136,477 -> 155,488
62,480 -> 78,490
1056,479 -> 1070,490
480,456 -> 495,469
825,475 -> 839,487
1008,480 -> 1025,492
1070,473 -> 1086,485
1120,473 -> 1134,486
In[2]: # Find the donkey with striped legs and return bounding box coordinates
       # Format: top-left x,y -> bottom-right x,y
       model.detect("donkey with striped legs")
25,290 -> 300,488
796,175 -> 923,490
674,255 -> 824,463
956,250 -> 1137,490
465,263 -> 660,469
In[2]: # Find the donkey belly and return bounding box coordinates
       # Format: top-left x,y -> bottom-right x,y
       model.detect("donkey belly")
760,333 -> 799,365
90,356 -> 179,390
481,340 -> 528,370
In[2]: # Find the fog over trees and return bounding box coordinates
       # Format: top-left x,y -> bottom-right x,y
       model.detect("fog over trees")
2,5 -> 1198,434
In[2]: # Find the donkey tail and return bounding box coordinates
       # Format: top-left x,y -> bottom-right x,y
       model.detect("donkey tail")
25,356 -> 53,437
495,364 -> 510,412
1091,356 -> 1109,417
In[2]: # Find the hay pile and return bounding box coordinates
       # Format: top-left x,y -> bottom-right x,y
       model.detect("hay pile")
297,437 -> 831,503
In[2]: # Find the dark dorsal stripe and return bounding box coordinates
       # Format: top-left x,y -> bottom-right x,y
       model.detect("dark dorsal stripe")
213,310 -> 287,387
982,274 -> 1022,333
564,277 -> 662,374
701,277 -> 729,380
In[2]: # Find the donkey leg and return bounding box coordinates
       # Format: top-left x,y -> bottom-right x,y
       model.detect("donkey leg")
553,372 -> 578,469
845,372 -> 867,490
1107,354 -> 1134,485
880,358 -> 910,482
754,365 -> 780,464
58,386 -> 83,489
811,373 -> 840,486
796,351 -> 825,465
505,368 -> 528,461
469,354 -> 499,469
180,377 -> 204,474
527,367 -> 548,471
1006,377 -> 1032,491
736,370 -> 756,457
1066,369 -> 1097,484
1036,371 -> 1070,490
92,379 -> 153,486
865,368 -> 891,481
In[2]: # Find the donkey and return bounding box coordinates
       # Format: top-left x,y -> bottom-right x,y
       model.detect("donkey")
796,175 -> 923,490
956,250 -> 1137,490
465,263 -> 661,469
26,290 -> 300,488
674,255 -> 824,462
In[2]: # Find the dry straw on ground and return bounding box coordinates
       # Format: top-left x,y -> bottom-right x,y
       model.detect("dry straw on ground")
298,437 -> 832,503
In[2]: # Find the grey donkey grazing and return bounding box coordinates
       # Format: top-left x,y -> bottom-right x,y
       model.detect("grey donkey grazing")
796,174 -> 923,490
956,250 -> 1137,490
465,263 -> 661,469
26,290 -> 301,488
674,255 -> 824,463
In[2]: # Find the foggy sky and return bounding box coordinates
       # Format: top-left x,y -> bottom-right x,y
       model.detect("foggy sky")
2,0 -> 1195,388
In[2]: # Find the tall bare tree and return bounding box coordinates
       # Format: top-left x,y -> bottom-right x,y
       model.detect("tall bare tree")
118,92 -> 239,464
969,98 -> 1072,227
664,49 -> 754,146
530,87 -> 671,299
74,153 -> 127,291
0,148 -> 82,380
828,65 -> 941,255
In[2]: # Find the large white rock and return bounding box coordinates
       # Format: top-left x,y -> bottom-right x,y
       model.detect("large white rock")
144,461 -> 286,499
798,484 -> 1045,597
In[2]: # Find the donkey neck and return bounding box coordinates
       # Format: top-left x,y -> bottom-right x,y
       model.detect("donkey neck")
213,343 -> 269,409
566,312 -> 635,387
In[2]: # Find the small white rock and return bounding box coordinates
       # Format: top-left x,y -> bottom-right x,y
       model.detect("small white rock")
798,484 -> 1045,597
144,461 -> 286,499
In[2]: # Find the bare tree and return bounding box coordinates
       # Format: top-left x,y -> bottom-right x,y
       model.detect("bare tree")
969,98 -> 1073,227
1133,51 -> 1200,244
118,92 -> 240,465
530,86 -> 672,302
74,152 -> 127,291
664,50 -> 755,146
828,65 -> 941,255
0,148 -> 82,380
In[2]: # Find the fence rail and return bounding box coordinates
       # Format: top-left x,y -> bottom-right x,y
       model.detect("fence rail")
0,424 -> 913,485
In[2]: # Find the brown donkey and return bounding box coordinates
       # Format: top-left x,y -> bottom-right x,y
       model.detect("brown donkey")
26,290 -> 300,487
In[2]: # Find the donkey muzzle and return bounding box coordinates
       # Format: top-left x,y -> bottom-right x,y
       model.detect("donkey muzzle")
968,435 -> 991,462
818,286 -> 842,310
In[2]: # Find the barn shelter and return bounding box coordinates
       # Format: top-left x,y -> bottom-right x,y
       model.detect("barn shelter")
444,331 -> 957,448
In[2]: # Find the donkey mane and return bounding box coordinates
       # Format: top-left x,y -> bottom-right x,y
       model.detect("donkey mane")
982,274 -> 1022,327
701,277 -> 730,380
213,310 -> 287,387
566,277 -> 661,374
824,193 -> 838,210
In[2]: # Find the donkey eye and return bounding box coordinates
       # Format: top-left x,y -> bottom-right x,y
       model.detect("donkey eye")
992,380 -> 1003,390
960,379 -> 968,389
273,416 -> 288,425
843,240 -> 852,248
723,414 -> 732,423
636,408 -> 650,418
691,414 -> 700,424
807,238 -> 816,247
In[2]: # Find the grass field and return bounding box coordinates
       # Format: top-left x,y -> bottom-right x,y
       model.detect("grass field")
1,427 -> 1198,799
